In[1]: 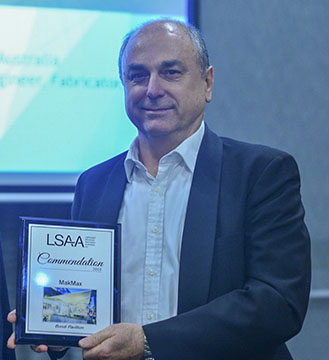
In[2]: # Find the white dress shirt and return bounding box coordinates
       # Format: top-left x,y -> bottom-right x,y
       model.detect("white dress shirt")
118,122 -> 205,326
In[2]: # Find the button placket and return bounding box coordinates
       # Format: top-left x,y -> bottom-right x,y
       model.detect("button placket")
142,177 -> 166,324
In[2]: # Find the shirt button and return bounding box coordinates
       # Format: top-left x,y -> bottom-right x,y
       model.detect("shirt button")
149,269 -> 157,276
152,226 -> 158,233
147,312 -> 154,320
154,186 -> 161,193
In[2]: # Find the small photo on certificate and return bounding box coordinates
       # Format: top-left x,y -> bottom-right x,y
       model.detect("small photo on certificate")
42,287 -> 97,325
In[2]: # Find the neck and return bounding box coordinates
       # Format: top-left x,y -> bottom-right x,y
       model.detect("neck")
137,136 -> 175,177
137,123 -> 202,177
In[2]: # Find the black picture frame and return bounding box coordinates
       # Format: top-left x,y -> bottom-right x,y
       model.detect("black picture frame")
15,217 -> 121,347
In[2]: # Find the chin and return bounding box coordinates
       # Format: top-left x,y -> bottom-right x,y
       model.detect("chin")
143,127 -> 173,138
139,119 -> 175,136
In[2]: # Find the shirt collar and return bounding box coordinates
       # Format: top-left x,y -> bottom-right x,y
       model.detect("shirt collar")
124,122 -> 205,182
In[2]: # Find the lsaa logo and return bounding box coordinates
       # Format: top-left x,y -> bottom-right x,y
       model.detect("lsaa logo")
46,233 -> 85,247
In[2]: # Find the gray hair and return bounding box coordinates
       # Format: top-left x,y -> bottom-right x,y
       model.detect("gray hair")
118,20 -> 210,82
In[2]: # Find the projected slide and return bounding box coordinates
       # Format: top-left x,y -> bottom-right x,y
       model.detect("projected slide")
0,4 -> 185,173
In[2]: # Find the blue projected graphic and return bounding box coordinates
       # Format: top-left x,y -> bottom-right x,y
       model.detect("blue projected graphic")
0,4 -> 186,174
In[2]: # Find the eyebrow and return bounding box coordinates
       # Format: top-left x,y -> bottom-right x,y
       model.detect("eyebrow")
126,64 -> 147,72
161,60 -> 185,68
126,60 -> 186,72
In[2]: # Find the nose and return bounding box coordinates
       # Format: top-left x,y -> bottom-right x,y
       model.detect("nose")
146,73 -> 164,99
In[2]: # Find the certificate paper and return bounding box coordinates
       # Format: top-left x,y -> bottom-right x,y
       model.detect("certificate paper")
16,217 -> 120,346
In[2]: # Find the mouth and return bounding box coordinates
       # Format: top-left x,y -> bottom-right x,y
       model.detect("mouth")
141,107 -> 173,114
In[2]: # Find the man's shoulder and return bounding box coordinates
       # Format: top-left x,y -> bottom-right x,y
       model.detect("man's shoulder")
204,128 -> 297,175
206,126 -> 290,161
220,135 -> 288,158
77,151 -> 127,187
217,135 -> 298,176
83,151 -> 127,175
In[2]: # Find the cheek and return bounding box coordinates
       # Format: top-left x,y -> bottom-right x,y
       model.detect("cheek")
183,88 -> 205,108
125,92 -> 137,114
125,89 -> 144,123
125,85 -> 145,104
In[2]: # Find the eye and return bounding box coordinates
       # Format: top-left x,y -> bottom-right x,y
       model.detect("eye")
166,69 -> 179,75
162,69 -> 182,79
128,72 -> 148,83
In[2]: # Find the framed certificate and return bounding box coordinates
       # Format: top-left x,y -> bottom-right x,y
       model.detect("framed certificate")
15,217 -> 120,347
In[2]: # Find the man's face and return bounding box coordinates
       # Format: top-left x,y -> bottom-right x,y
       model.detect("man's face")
121,22 -> 213,142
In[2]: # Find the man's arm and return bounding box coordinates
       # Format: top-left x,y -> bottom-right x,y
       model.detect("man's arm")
143,153 -> 311,360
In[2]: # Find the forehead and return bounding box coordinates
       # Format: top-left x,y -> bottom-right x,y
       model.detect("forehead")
123,24 -> 198,69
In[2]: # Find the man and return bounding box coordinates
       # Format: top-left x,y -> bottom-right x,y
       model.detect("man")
9,20 -> 311,360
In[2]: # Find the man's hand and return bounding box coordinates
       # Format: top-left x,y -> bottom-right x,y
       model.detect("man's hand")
7,309 -> 66,353
7,309 -> 48,352
79,323 -> 144,360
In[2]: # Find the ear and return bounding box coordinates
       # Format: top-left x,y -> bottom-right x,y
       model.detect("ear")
204,66 -> 214,103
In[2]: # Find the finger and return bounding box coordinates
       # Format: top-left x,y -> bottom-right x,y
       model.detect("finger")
31,344 -> 48,353
7,332 -> 16,349
81,338 -> 112,360
79,326 -> 114,349
7,309 -> 16,323
48,346 -> 67,351
82,347 -> 102,360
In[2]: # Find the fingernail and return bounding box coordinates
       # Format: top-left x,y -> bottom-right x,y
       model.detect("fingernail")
79,338 -> 88,347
